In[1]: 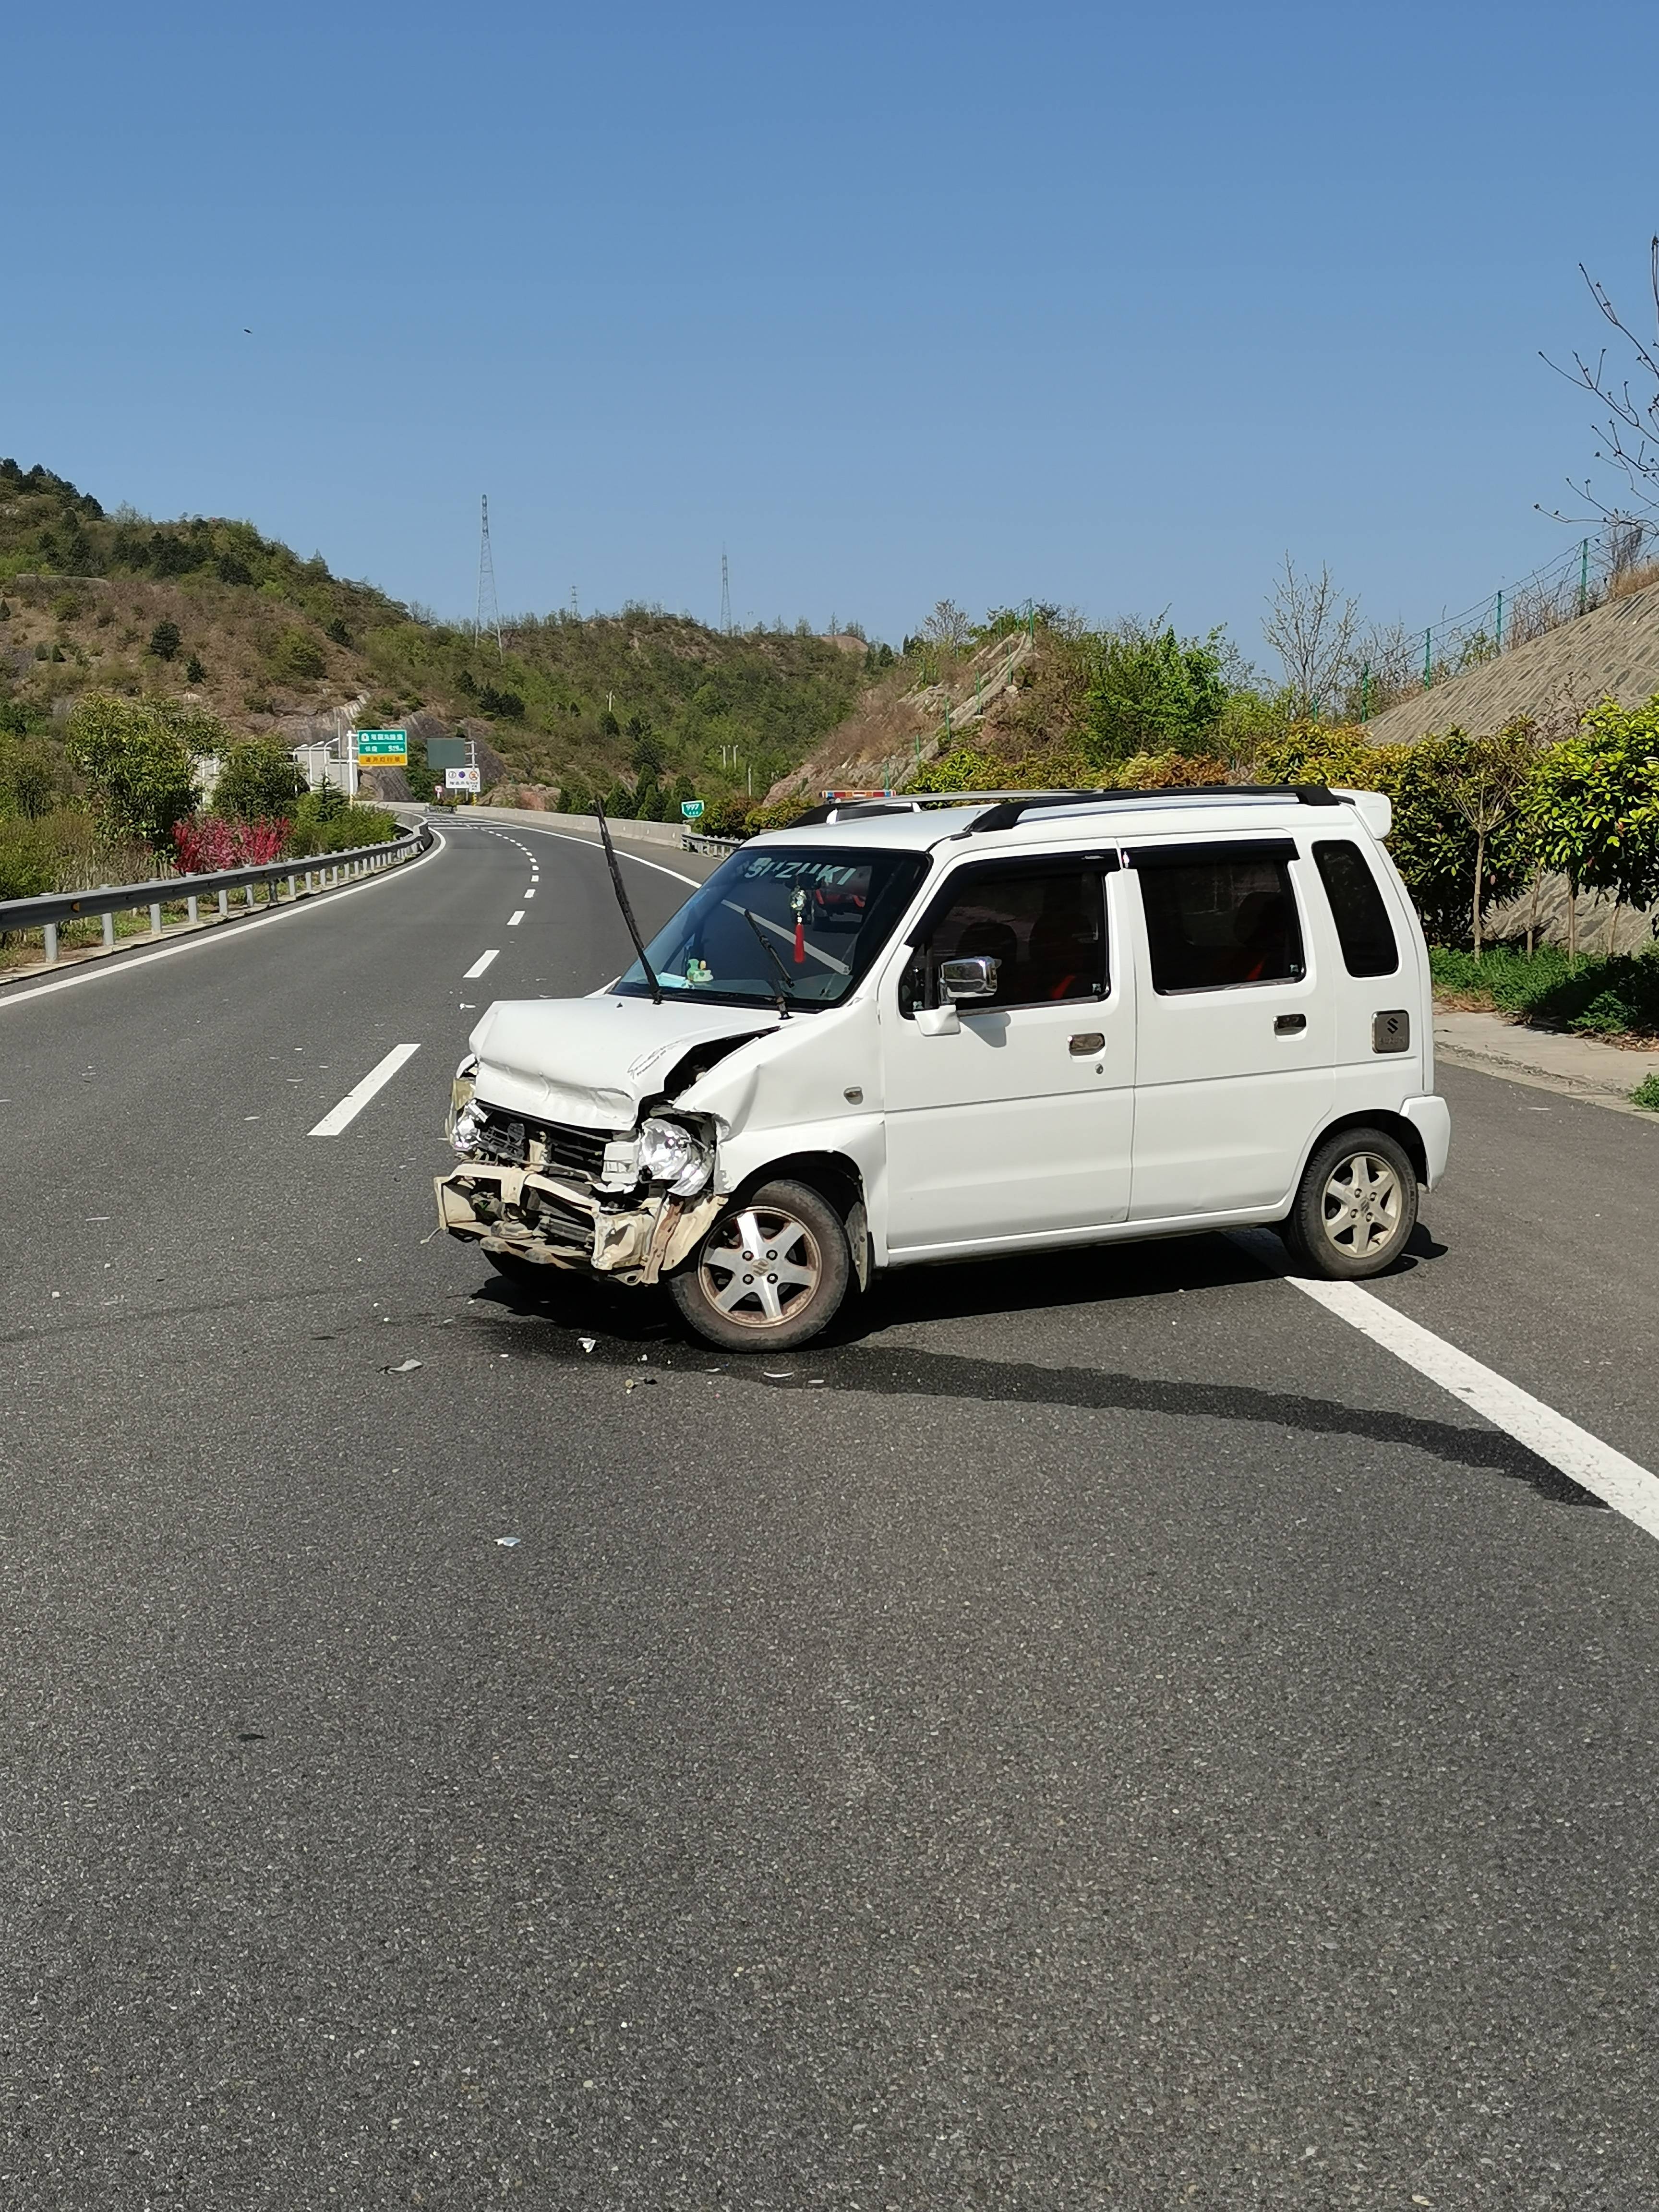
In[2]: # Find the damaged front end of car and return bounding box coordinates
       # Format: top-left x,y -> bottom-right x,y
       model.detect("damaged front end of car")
434,1057 -> 726,1286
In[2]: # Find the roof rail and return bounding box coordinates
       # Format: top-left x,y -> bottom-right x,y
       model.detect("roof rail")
789,783 -> 1342,830
964,783 -> 1339,832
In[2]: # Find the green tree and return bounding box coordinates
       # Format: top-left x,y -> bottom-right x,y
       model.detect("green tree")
1424,723 -> 1540,956
269,628 -> 326,682
66,693 -> 212,847
149,619 -> 181,661
185,653 -> 206,684
0,735 -> 67,819
215,738 -> 306,821
602,779 -> 635,818
1520,697 -> 1659,960
1082,624 -> 1227,766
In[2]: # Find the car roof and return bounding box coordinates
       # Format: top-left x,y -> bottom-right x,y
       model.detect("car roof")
749,788 -> 1384,858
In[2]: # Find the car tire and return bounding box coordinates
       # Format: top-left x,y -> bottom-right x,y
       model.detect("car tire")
1281,1125 -> 1419,1279
668,1178 -> 851,1351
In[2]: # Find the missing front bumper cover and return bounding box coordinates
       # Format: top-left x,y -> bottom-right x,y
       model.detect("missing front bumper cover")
434,1163 -> 723,1284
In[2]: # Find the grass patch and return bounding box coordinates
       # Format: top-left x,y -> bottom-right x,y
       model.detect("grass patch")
1632,1073 -> 1659,1112
1429,942 -> 1659,1039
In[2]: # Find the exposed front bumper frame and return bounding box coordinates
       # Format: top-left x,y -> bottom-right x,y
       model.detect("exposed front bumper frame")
434,1162 -> 723,1285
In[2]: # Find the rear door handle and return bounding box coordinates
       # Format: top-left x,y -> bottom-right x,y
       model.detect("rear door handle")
1274,1013 -> 1307,1035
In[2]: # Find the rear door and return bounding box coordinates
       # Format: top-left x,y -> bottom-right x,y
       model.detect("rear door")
878,854 -> 1134,1251
1127,835 -> 1333,1218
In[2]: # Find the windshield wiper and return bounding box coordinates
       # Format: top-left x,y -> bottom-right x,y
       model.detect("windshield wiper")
593,800 -> 661,1005
742,909 -> 795,1019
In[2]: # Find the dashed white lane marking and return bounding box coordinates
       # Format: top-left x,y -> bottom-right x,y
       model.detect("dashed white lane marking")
309,1043 -> 421,1138
507,910 -> 525,926
1232,1228 -> 1659,1543
463,949 -> 499,978
523,888 -> 535,898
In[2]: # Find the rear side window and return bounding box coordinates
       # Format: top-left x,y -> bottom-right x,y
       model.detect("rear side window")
1312,840 -> 1399,977
1136,846 -> 1305,993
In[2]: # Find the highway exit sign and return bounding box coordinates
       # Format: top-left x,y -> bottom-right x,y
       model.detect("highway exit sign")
355,728 -> 408,763
680,798 -> 705,819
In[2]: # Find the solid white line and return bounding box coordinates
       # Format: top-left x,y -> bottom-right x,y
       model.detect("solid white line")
0,828 -> 447,1012
1230,1228 -> 1659,1542
507,910 -> 524,926
309,1043 -> 421,1137
463,949 -> 499,979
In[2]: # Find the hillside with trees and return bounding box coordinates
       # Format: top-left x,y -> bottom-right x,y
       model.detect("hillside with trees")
0,460 -> 871,813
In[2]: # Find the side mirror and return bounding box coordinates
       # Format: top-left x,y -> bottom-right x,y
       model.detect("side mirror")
939,956 -> 998,1003
915,1003 -> 960,1037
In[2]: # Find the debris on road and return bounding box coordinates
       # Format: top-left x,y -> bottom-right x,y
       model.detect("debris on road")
496,1536 -> 521,1548
578,1336 -> 597,1353
385,1358 -> 422,1374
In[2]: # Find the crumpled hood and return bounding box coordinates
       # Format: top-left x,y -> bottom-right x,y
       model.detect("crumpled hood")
469,996 -> 779,1130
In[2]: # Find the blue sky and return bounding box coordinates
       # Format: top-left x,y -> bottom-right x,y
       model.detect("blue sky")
7,0 -> 1658,665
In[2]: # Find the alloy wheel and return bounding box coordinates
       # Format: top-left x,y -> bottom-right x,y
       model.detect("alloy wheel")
1319,1149 -> 1405,1261
697,1205 -> 823,1330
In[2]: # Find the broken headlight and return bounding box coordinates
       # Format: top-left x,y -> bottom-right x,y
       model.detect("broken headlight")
447,1055 -> 480,1146
637,1116 -> 713,1197
451,1101 -> 484,1155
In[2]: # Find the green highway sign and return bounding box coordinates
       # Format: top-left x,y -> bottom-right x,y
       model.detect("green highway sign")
355,728 -> 408,761
680,798 -> 705,819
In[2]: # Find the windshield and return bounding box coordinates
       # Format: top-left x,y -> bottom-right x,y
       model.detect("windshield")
613,845 -> 929,1008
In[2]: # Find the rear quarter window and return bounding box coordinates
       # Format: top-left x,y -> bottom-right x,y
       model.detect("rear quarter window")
1312,840 -> 1399,977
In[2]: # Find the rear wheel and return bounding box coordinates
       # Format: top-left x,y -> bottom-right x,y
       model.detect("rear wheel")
669,1178 -> 851,1351
1282,1126 -> 1418,1279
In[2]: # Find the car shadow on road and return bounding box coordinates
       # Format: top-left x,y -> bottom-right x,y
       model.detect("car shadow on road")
471,1228 -> 1593,1513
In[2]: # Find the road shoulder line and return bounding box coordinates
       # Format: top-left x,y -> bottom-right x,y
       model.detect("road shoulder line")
0,829 -> 448,1013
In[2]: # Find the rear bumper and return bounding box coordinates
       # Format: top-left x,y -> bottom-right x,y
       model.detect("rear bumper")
434,1163 -> 722,1284
1402,1094 -> 1451,1187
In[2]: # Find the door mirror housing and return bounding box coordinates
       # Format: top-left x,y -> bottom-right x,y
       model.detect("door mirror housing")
938,956 -> 998,1002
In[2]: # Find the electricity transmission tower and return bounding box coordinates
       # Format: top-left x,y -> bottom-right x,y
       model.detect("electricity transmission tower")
476,495 -> 503,659
720,548 -> 731,635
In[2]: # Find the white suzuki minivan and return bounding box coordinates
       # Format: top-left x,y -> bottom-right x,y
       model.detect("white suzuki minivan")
435,786 -> 1450,1349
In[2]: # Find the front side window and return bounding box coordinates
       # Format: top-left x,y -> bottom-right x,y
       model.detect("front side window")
1136,844 -> 1305,993
614,845 -> 928,1009
900,863 -> 1107,1014
1312,839 -> 1399,976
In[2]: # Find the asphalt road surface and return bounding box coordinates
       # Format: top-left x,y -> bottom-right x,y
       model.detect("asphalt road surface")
3,817 -> 1657,2211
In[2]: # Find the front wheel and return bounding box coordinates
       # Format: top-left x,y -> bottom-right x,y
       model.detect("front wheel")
1281,1126 -> 1419,1279
668,1178 -> 851,1351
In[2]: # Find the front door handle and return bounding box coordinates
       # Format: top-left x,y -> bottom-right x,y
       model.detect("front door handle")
1274,1013 -> 1307,1035
1069,1032 -> 1105,1055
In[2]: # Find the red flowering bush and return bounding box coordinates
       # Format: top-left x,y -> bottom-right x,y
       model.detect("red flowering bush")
172,815 -> 290,874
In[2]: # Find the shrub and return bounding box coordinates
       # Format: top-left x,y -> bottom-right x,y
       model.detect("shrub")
268,628 -> 327,683
173,815 -> 290,873
286,787 -> 397,856
185,654 -> 205,684
1428,943 -> 1659,1037
0,816 -> 55,899
477,684 -> 525,720
1631,1073 -> 1659,1111
149,620 -> 181,661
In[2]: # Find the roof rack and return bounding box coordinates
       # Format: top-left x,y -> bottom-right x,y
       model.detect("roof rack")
965,783 -> 1339,832
791,783 -> 1340,831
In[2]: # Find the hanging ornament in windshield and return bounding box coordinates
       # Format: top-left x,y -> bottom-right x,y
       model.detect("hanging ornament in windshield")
790,886 -> 808,964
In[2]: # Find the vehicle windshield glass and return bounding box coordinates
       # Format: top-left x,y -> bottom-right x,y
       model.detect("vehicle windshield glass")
613,845 -> 928,1008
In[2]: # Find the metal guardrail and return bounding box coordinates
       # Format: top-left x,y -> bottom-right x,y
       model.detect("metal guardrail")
0,823 -> 433,968
681,831 -> 743,855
